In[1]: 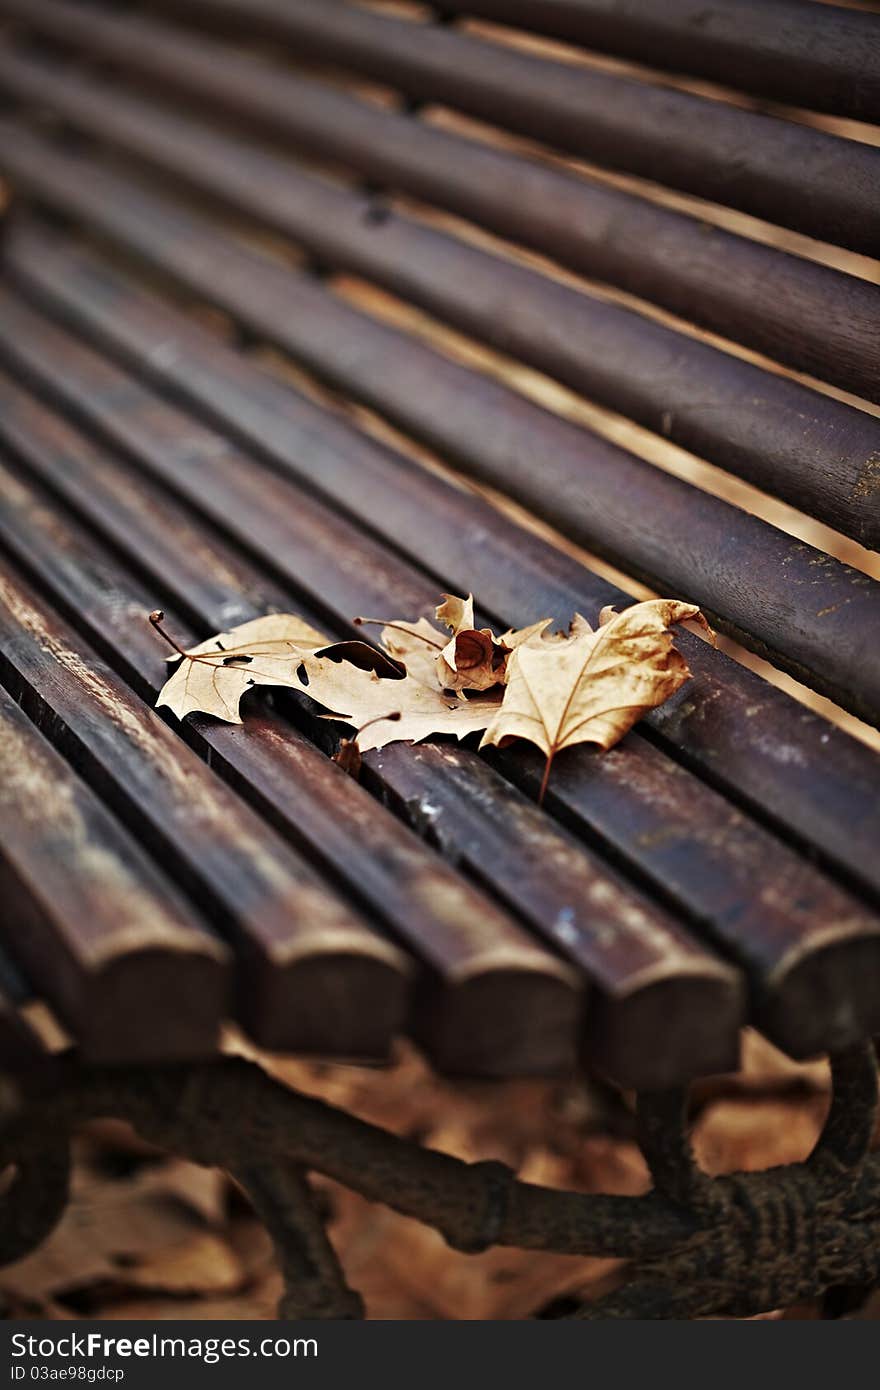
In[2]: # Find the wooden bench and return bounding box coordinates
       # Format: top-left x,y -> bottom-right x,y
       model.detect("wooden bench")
0,0 -> 878,1319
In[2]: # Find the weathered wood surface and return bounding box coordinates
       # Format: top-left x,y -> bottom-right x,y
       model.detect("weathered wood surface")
0,557 -> 411,1061
0,0 -> 876,1084
0,147 -> 877,725
140,0 -> 880,253
1,323 -> 878,1060
6,241 -> 878,911
431,0 -> 880,125
4,243 -> 880,917
2,0 -> 879,380
0,682 -> 229,1061
0,386 -> 748,1086
0,495 -> 590,1082
1,51 -> 877,525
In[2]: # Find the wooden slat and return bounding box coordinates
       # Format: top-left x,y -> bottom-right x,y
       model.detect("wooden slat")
0,557 -> 410,1061
0,410 -> 746,1088
1,52 -> 876,531
10,231 -> 880,916
1,146 -> 877,723
0,682 -> 230,1061
2,3 -> 879,380
1,329 -> 878,1060
142,0 -> 880,253
432,0 -> 880,126
0,500 -> 591,1083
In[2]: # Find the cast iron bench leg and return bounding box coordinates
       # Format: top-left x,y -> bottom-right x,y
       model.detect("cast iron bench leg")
0,1046 -> 877,1319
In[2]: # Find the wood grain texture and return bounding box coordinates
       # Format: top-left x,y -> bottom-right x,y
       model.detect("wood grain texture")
0,406 -> 745,1086
7,234 -> 880,917
1,0 -> 879,378
0,558 -> 409,1061
432,0 -> 880,125
0,150 -> 876,720
1,50 -> 876,528
0,683 -> 230,1061
141,0 -> 880,254
0,432 -> 594,1081
1,336 -> 877,1061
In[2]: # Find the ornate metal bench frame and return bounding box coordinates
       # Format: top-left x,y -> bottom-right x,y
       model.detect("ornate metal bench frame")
3,1042 -> 877,1320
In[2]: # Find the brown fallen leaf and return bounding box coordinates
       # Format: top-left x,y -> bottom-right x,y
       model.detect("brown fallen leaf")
480,599 -> 699,801
149,597 -> 709,802
497,617 -> 558,648
599,603 -> 717,648
0,1143 -> 232,1311
332,712 -> 403,777
120,1232 -> 244,1297
435,595 -> 559,691
373,600 -> 553,696
296,656 -> 500,753
153,611 -> 328,723
371,616 -> 449,690
435,593 -> 506,692
332,737 -> 363,778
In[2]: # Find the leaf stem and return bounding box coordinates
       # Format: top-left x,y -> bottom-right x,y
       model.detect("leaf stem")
148,609 -> 189,657
357,711 -> 402,734
537,750 -> 556,808
354,617 -> 445,650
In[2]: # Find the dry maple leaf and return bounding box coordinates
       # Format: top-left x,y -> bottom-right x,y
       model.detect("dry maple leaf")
295,655 -> 500,753
373,615 -> 450,690
153,610 -> 329,723
150,599 -> 708,800
435,592 -> 513,691
480,599 -> 701,801
599,603 -> 718,648
497,617 -> 558,648
373,597 -> 554,695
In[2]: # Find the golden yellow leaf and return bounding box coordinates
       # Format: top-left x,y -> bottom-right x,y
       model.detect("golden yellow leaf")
155,611 -> 328,723
480,599 -> 699,799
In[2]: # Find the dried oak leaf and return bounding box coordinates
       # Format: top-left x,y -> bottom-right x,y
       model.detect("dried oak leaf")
480,599 -> 700,795
295,656 -> 500,753
156,612 -> 329,723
